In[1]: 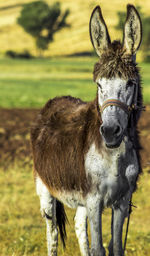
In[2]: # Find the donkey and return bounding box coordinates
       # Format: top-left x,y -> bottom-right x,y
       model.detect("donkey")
31,4 -> 143,256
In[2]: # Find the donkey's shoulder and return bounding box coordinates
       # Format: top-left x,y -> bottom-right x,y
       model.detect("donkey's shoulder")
41,96 -> 86,114
30,95 -> 102,159
35,96 -> 99,131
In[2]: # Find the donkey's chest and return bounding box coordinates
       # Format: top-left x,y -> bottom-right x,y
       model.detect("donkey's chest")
85,143 -> 128,206
85,143 -> 125,178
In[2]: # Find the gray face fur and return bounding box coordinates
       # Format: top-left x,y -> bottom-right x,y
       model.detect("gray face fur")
90,3 -> 142,150
97,77 -> 136,148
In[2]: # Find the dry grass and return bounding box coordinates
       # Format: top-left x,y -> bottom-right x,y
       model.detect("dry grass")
0,0 -> 150,56
0,164 -> 150,256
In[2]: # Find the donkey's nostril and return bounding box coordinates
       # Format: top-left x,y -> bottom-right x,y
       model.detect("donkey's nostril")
100,125 -> 105,135
100,124 -> 121,138
114,125 -> 121,136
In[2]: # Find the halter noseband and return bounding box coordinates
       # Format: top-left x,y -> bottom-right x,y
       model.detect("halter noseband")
99,99 -> 136,116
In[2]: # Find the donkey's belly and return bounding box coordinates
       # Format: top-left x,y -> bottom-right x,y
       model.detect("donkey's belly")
51,190 -> 85,208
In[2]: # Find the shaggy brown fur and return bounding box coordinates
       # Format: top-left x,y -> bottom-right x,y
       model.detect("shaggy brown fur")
31,96 -> 102,195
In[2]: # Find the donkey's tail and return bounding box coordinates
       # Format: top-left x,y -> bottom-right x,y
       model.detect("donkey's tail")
56,200 -> 68,247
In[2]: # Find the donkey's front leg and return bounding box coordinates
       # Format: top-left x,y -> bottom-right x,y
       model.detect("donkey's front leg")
86,197 -> 105,256
75,206 -> 90,256
111,200 -> 129,256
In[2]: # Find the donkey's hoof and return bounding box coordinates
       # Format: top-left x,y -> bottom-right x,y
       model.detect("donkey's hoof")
108,243 -> 114,256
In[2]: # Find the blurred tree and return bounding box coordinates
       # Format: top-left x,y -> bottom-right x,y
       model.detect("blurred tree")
115,6 -> 150,62
17,1 -> 70,55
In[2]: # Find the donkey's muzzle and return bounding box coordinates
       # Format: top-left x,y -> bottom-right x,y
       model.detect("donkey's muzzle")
99,99 -> 132,148
100,124 -> 122,148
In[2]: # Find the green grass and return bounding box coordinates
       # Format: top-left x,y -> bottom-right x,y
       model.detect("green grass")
0,165 -> 150,256
0,57 -> 96,108
0,57 -> 150,108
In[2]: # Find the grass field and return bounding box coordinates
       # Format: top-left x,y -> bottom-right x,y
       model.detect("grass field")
0,57 -> 150,108
0,1 -> 150,255
0,165 -> 150,256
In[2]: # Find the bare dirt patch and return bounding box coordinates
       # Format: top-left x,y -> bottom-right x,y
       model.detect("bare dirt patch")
0,107 -> 149,169
0,108 -> 39,169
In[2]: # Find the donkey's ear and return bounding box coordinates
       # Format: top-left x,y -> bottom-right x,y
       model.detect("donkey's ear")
123,5 -> 142,54
89,6 -> 111,57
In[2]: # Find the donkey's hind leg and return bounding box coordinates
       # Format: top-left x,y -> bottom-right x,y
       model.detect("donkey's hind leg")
74,206 -> 90,256
36,176 -> 58,256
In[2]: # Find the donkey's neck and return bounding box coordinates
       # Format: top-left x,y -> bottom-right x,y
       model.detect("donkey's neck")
83,96 -> 102,154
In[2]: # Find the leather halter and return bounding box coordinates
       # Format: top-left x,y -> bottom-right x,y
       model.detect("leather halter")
99,99 -> 136,116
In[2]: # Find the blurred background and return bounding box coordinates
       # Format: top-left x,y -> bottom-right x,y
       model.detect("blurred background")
0,0 -> 150,255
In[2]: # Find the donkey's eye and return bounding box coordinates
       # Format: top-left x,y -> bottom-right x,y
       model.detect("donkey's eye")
97,83 -> 102,88
97,83 -> 103,93
126,79 -> 134,89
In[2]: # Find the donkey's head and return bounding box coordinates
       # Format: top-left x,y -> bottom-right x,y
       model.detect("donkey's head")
90,5 -> 142,148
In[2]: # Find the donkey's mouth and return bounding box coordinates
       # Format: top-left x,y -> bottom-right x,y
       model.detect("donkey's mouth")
105,138 -> 122,149
106,143 -> 121,149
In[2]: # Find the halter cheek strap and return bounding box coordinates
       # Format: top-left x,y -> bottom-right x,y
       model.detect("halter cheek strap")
99,99 -> 137,116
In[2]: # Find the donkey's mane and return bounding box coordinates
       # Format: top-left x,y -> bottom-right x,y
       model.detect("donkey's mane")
93,41 -> 140,81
